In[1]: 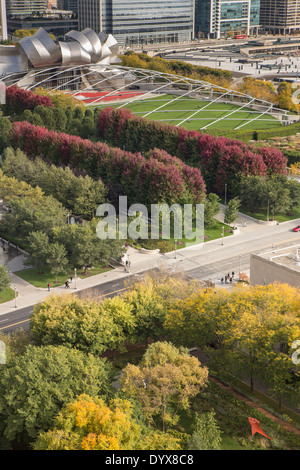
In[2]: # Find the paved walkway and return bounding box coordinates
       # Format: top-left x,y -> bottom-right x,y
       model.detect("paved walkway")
0,207 -> 277,315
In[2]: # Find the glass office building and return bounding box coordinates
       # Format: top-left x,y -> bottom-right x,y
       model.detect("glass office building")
6,1 -> 48,15
79,0 -> 195,46
58,0 -> 78,14
195,0 -> 260,38
260,0 -> 300,34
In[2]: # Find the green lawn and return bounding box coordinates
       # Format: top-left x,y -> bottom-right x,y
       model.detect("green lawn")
94,94 -> 282,131
128,220 -> 232,253
14,265 -> 112,289
0,287 -> 16,304
240,204 -> 300,223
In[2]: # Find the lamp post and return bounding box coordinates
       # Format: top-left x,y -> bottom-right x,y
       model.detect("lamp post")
221,227 -> 224,245
14,285 -> 17,308
74,268 -> 77,290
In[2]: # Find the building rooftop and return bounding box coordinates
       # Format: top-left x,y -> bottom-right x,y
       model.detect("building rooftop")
257,244 -> 300,273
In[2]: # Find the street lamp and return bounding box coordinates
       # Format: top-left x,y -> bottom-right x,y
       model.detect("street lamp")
14,285 -> 17,308
74,268 -> 77,290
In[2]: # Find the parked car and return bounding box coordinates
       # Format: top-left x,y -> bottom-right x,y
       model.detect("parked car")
292,225 -> 300,232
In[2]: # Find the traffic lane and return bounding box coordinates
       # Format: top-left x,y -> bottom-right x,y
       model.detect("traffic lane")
0,274 -> 142,334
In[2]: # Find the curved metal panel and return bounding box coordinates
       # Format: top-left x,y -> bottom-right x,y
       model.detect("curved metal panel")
98,32 -> 108,43
81,28 -> 102,61
0,45 -> 28,74
100,43 -> 112,61
65,30 -> 93,56
0,27 -> 118,73
66,28 -> 103,62
59,41 -> 91,66
19,28 -> 61,67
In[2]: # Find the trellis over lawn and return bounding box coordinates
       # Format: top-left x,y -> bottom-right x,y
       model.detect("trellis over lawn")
1,64 -> 290,131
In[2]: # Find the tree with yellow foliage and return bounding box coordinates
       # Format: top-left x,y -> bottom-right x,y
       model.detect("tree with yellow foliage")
33,394 -> 181,450
165,283 -> 300,407
34,87 -> 85,111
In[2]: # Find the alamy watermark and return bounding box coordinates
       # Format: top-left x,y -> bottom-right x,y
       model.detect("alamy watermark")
95,197 -> 204,248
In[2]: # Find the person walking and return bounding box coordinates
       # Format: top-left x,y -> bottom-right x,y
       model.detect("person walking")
48,283 -> 51,291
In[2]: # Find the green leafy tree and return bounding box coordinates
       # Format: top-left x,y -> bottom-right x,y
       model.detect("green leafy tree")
120,342 -> 208,432
30,294 -> 135,355
24,231 -> 51,274
265,177 -> 291,220
204,193 -> 221,228
46,242 -> 69,282
1,148 -> 107,220
186,411 -> 222,450
224,197 -> 240,227
123,279 -> 166,345
1,195 -> 67,239
52,222 -> 123,272
0,344 -> 113,445
0,264 -> 11,291
239,175 -> 268,213
0,118 -> 12,152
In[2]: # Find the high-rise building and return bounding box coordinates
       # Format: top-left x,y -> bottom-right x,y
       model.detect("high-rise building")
78,0 -> 195,46
6,0 -> 78,36
0,0 -> 8,39
195,0 -> 260,38
260,0 -> 300,34
57,0 -> 78,14
6,1 -> 48,15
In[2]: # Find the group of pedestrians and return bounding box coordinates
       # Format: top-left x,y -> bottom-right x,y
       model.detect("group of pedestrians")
221,271 -> 235,285
47,277 -> 73,290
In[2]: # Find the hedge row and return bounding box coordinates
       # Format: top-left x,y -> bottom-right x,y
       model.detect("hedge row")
8,121 -> 206,206
97,107 -> 288,195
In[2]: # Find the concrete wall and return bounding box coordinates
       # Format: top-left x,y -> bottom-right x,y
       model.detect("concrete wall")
250,253 -> 300,288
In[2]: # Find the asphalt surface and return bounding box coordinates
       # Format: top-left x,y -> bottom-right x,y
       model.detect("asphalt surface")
0,275 -> 136,334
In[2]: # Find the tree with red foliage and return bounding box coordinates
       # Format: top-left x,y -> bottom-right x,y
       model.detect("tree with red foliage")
5,85 -> 54,115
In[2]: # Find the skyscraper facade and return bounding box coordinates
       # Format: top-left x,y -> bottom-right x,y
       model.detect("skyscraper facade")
57,0 -> 78,14
6,0 -> 48,15
0,0 -> 8,39
195,0 -> 260,38
78,0 -> 195,46
260,0 -> 300,34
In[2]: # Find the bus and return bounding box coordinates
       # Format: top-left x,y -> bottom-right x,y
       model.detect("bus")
235,34 -> 247,39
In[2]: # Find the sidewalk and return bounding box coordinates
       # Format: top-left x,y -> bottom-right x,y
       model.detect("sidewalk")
0,207 -> 297,315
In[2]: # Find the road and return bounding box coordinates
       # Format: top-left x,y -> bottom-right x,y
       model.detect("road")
0,275 -> 135,334
175,218 -> 300,284
1,216 -> 299,334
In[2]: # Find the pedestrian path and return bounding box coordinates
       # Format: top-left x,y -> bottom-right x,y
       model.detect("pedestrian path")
0,207 -> 298,315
